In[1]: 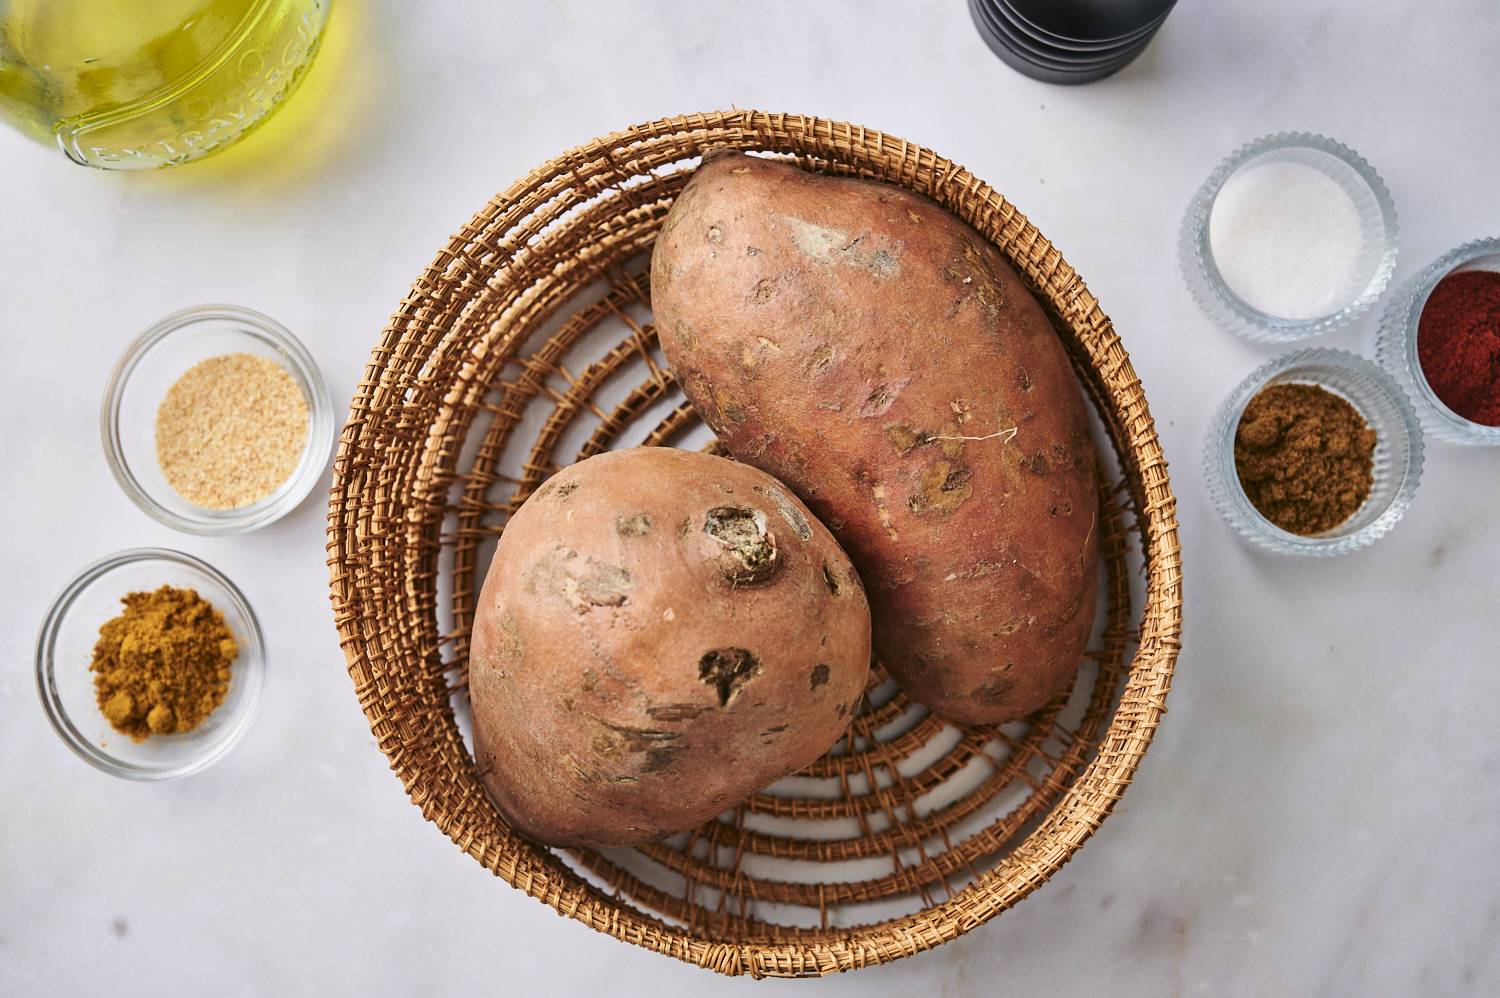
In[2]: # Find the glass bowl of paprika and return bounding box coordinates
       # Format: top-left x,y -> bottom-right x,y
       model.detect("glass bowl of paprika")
35,548 -> 266,780
1376,237 -> 1500,445
1204,349 -> 1424,556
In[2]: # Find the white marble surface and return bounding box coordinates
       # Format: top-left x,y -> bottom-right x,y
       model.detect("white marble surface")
4,2 -> 1499,995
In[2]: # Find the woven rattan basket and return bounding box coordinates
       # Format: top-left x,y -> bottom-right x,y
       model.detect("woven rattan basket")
327,110 -> 1181,978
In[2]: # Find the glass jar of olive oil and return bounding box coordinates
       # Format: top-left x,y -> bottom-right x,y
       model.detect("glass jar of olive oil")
0,0 -> 329,169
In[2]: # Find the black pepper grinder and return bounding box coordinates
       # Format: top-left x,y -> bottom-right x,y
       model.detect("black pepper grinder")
969,0 -> 1177,85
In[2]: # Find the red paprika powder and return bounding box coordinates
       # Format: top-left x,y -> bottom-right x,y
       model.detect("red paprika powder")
1416,269 -> 1500,426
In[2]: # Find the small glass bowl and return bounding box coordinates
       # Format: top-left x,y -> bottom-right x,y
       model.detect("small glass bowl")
1376,237 -> 1500,446
1181,133 -> 1399,342
1204,349 -> 1424,555
35,548 -> 265,780
101,304 -> 334,535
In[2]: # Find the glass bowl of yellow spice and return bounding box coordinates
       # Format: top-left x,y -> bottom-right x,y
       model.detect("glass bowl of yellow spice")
35,548 -> 265,780
102,304 -> 333,534
1203,348 -> 1424,556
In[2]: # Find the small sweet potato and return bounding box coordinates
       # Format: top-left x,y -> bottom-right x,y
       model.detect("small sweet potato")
469,447 -> 871,848
650,153 -> 1098,725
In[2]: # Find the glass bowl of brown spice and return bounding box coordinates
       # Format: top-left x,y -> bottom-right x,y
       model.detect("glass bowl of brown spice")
35,548 -> 265,780
1204,349 -> 1424,556
101,304 -> 334,535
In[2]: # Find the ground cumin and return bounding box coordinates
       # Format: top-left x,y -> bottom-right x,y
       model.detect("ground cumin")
1233,383 -> 1377,535
90,586 -> 238,741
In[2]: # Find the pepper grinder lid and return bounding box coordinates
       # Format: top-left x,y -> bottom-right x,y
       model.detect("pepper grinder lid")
1005,0 -> 1176,42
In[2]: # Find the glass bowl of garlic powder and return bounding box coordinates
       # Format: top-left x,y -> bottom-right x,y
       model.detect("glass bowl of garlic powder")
1181,132 -> 1399,343
102,304 -> 334,534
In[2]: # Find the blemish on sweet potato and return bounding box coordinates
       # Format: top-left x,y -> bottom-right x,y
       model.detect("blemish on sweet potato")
615,512 -> 652,537
908,460 -> 973,515
706,225 -> 723,244
563,561 -> 632,610
870,483 -> 899,539
698,647 -> 762,707
777,215 -> 901,278
1018,368 -> 1034,392
972,280 -> 1003,321
553,481 -> 579,501
944,561 -> 1007,582
804,344 -> 835,376
809,664 -> 830,690
644,746 -> 683,772
821,562 -> 842,596
496,614 -> 525,660
704,506 -> 780,584
647,703 -> 708,722
754,484 -> 811,540
721,398 -> 747,424
600,720 -> 682,748
886,423 -> 936,455
974,674 -> 1015,704
860,379 -> 908,418
750,278 -> 778,304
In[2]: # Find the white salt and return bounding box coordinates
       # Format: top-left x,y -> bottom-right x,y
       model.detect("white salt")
1208,160 -> 1365,320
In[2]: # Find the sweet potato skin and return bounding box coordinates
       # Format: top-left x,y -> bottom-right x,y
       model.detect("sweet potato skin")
650,153 -> 1098,725
469,447 -> 870,848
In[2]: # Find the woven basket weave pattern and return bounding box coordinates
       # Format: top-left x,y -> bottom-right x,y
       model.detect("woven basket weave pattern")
327,110 -> 1182,978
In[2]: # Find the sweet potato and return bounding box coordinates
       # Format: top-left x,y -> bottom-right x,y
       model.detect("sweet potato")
469,447 -> 870,847
650,153 -> 1098,724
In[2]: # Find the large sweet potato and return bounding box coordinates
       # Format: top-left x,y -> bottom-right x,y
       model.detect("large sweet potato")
651,153 -> 1098,724
469,447 -> 870,847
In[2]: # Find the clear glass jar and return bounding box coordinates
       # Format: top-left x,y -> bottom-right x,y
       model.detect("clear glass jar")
0,0 -> 330,169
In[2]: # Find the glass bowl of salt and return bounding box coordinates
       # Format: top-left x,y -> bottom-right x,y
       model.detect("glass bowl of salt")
1181,133 -> 1398,343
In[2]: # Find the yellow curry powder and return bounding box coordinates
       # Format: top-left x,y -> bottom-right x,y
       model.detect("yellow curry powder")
90,585 -> 238,741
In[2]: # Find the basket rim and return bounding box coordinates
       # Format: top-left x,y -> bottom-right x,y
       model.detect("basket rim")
326,109 -> 1183,978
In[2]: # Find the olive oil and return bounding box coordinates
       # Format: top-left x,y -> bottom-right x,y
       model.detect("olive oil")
0,0 -> 329,169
